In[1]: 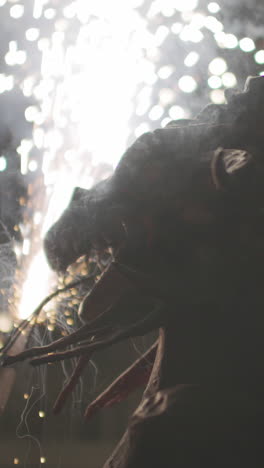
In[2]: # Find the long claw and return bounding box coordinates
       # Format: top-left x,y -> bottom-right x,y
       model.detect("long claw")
53,353 -> 91,414
85,342 -> 157,420
29,308 -> 162,366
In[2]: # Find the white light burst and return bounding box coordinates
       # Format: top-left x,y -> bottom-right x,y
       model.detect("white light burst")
14,0 -> 156,318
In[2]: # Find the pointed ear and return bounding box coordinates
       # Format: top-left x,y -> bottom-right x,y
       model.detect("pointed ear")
71,187 -> 90,202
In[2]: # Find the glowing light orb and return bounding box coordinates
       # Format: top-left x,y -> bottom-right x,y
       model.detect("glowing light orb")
255,50 -> 264,65
180,26 -> 204,43
25,28 -> 40,42
222,72 -> 237,88
161,117 -> 171,127
174,0 -> 198,12
215,32 -> 238,49
208,75 -> 222,89
149,104 -> 164,121
171,22 -> 182,34
10,4 -> 24,19
25,106 -> 39,122
210,89 -> 225,104
158,65 -> 174,79
207,2 -> 220,14
0,156 -> 7,171
44,8 -> 56,20
159,88 -> 175,105
208,57 -> 227,75
204,16 -> 223,33
155,25 -> 170,46
184,51 -> 200,67
0,314 -> 13,332
169,105 -> 185,119
239,37 -> 255,53
161,6 -> 175,17
178,75 -> 197,93
0,74 -> 14,92
28,160 -> 38,172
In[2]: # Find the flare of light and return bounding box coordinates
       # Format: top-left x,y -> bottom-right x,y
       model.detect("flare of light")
239,37 -> 255,53
158,65 -> 174,79
208,57 -> 227,75
159,88 -> 175,105
208,75 -> 222,89
0,74 -> 14,93
178,75 -> 197,93
168,105 -> 185,119
184,51 -> 200,67
134,122 -> 150,137
149,104 -> 164,120
204,16 -> 223,33
222,72 -> 237,88
174,0 -> 198,12
207,2 -> 220,13
255,50 -> 264,64
18,251 -> 54,319
215,32 -> 238,49
16,1 -> 153,320
210,89 -> 225,104
26,28 -> 40,41
180,26 -> 204,43
0,156 -> 7,171
10,4 -> 24,19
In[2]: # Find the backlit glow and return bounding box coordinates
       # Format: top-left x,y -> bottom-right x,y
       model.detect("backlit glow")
222,72 -> 237,88
215,32 -> 238,49
208,75 -> 222,89
204,16 -> 223,33
0,315 -> 13,332
25,28 -> 40,41
239,37 -> 255,53
178,75 -> 197,93
18,251 -> 55,319
13,1 -> 158,320
174,0 -> 198,12
169,105 -> 185,120
255,50 -> 264,65
184,51 -> 200,67
210,88 -> 225,104
208,57 -> 227,75
10,4 -> 24,18
0,156 -> 7,171
207,2 -> 220,13
158,65 -> 174,79
149,105 -> 164,120
180,26 -> 204,43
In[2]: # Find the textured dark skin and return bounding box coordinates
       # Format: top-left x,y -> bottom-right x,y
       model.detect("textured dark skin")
43,76 -> 264,467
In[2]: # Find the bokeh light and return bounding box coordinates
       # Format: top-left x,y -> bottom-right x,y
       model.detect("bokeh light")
239,37 -> 255,53
208,57 -> 227,75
